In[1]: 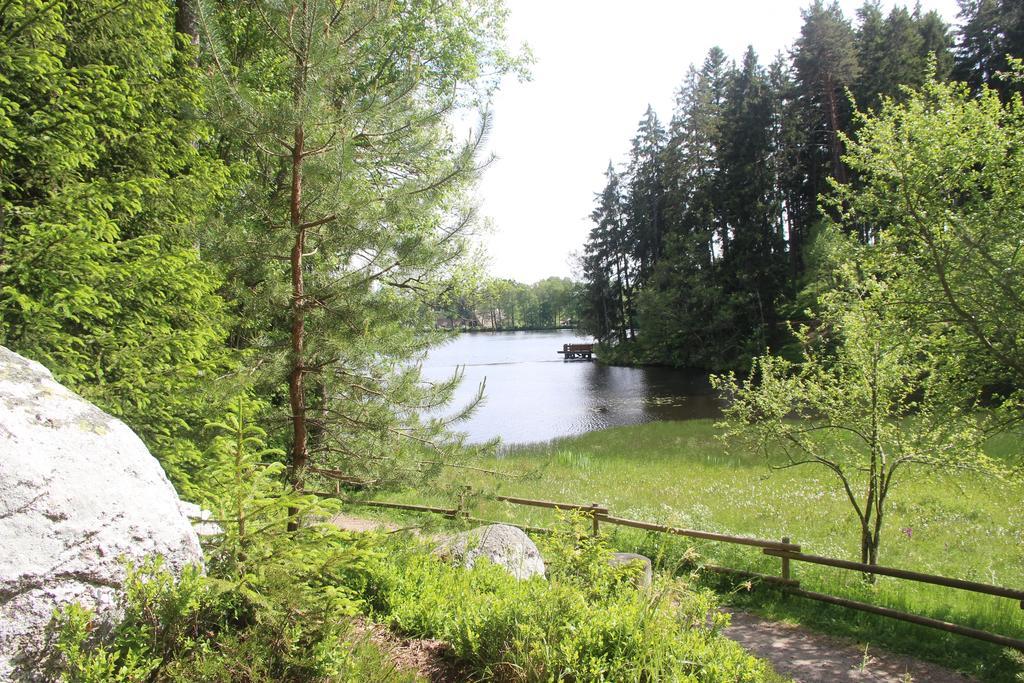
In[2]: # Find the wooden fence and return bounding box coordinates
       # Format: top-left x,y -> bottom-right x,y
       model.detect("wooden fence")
334,490 -> 1024,651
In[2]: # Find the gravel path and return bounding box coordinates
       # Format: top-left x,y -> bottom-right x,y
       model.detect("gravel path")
723,610 -> 977,683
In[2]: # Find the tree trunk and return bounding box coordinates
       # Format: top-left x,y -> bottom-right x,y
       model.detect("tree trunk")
622,258 -> 636,341
860,524 -> 880,582
824,77 -> 848,186
287,123 -> 307,531
175,0 -> 199,51
613,257 -> 627,342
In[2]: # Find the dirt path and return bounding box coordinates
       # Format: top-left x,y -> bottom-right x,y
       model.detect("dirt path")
329,513 -> 401,533
723,610 -> 976,683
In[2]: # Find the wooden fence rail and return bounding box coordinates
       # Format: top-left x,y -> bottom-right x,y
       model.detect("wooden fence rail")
494,495 -> 608,514
599,515 -> 800,552
786,588 -> 1024,651
763,549 -> 1024,603
339,491 -> 1024,650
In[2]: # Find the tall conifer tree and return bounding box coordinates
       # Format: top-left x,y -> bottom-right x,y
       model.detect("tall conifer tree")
955,0 -> 1024,96
624,106 -> 667,283
793,1 -> 859,190
717,47 -> 787,360
197,0 -> 523,502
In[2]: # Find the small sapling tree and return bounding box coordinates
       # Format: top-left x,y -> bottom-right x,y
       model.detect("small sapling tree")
196,0 -> 526,514
712,257 -> 1002,575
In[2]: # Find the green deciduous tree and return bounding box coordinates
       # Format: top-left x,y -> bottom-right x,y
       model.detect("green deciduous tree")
718,71 -> 1024,572
713,257 -> 998,571
834,73 -> 1024,428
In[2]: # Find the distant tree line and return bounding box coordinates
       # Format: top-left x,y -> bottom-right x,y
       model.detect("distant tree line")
436,276 -> 580,330
580,0 -> 1024,371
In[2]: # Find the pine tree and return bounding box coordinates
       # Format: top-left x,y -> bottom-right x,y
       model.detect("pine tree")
854,1 -> 889,112
854,3 -> 945,111
767,54 -> 810,283
793,1 -> 860,189
664,48 -> 729,273
716,47 -> 787,362
581,164 -> 631,342
955,0 -> 1024,96
955,0 -> 1008,91
196,0 -> 523,505
916,7 -> 955,80
623,106 -> 667,283
636,48 -> 731,368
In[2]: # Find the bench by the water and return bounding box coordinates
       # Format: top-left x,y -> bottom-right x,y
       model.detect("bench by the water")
557,343 -> 594,360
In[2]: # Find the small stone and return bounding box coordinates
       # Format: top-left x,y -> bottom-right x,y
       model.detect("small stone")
609,552 -> 653,588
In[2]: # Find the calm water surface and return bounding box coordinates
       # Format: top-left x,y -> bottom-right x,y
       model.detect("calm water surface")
420,330 -> 722,445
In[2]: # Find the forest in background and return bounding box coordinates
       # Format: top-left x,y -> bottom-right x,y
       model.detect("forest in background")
579,0 -> 1024,371
434,276 -> 581,330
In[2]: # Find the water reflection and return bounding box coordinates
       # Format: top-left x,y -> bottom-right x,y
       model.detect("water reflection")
420,330 -> 723,445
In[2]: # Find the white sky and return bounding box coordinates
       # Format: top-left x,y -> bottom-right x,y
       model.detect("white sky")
471,0 -> 962,284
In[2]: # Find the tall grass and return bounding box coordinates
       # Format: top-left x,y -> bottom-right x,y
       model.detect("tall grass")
370,420 -> 1024,681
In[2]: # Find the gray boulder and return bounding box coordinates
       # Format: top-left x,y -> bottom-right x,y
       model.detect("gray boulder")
609,552 -> 653,588
0,347 -> 203,680
434,524 -> 545,580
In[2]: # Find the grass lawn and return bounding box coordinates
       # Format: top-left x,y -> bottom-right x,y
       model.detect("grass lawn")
359,420 -> 1024,681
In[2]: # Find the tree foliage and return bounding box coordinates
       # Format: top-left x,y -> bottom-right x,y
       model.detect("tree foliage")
195,0 -> 526,497
834,73 -> 1024,425
954,0 -> 1024,97
0,0 -> 235,487
436,275 -> 579,330
575,0 -> 1024,374
713,254 -> 997,569
716,70 -> 1024,570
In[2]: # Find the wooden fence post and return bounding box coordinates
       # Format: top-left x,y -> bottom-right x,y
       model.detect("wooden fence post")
781,537 -> 791,581
591,503 -> 600,537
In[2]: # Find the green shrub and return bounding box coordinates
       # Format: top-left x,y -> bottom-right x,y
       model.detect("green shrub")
51,555 -> 415,682
48,401 -> 782,682
364,517 -> 782,682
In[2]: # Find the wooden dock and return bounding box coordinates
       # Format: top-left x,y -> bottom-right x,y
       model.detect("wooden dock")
557,343 -> 594,360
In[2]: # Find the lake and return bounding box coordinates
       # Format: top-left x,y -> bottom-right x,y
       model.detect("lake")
420,330 -> 723,445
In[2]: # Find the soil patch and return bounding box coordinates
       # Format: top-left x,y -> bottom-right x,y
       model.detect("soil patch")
328,513 -> 400,533
353,619 -> 472,683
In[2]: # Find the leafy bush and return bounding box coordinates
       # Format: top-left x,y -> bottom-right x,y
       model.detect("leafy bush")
365,516 -> 782,682
52,559 -> 420,682
50,401 -> 781,682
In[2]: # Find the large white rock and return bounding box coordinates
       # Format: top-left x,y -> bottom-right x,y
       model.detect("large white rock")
0,346 -> 203,680
434,524 -> 545,580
